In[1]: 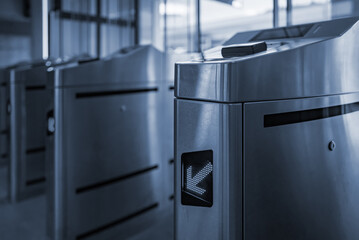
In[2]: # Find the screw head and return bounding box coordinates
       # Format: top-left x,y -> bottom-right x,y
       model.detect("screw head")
328,141 -> 336,151
6,101 -> 11,114
120,105 -> 127,112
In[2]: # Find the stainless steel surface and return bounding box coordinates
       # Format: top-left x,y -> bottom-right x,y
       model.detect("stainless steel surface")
0,68 -> 10,202
47,45 -> 174,240
52,45 -> 164,88
0,62 -> 50,203
175,17 -> 359,240
9,65 -> 48,202
273,0 -> 279,27
175,99 -> 242,239
286,0 -> 293,26
243,93 -> 359,240
175,17 -> 359,103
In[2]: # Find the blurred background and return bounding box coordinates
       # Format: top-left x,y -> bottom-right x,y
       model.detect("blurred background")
0,0 -> 359,240
1,0 -> 358,66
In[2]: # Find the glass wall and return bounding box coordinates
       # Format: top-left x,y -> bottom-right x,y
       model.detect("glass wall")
200,0 -> 356,50
49,0 -> 136,59
162,0 -> 199,53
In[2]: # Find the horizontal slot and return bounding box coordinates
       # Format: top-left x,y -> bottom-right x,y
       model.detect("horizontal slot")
59,11 -> 135,27
169,159 -> 174,164
25,85 -> 46,91
264,102 -> 359,128
0,129 -> 8,135
169,86 -> 175,90
78,57 -> 99,64
76,165 -> 158,194
1,82 -> 7,87
76,87 -> 158,99
26,146 -> 45,154
76,203 -> 158,240
26,177 -> 46,186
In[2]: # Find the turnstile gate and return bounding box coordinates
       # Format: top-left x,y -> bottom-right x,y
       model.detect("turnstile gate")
6,59 -> 77,202
175,17 -> 359,240
8,62 -> 51,201
0,61 -> 55,202
0,67 -> 10,202
46,46 -> 174,240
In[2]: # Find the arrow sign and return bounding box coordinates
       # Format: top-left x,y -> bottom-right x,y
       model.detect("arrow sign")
181,150 -> 213,207
186,162 -> 213,195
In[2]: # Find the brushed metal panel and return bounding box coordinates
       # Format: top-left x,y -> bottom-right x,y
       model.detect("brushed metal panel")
55,45 -> 164,87
175,99 -> 242,240
244,93 -> 359,239
9,67 -> 47,201
61,84 -> 162,188
175,17 -> 359,102
163,82 -> 175,199
9,82 -> 23,202
48,79 -> 172,239
69,170 -> 161,237
25,89 -> 47,150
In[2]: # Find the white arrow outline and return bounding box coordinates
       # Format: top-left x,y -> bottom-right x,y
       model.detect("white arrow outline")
186,162 -> 213,195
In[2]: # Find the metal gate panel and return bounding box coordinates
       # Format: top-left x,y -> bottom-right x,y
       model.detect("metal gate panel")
48,82 -> 170,240
9,67 -> 48,202
244,93 -> 359,240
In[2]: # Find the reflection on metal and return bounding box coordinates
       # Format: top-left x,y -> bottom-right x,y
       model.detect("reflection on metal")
175,17 -> 359,239
287,0 -> 293,26
273,0 -> 279,27
0,58 -> 82,203
197,0 -> 202,54
42,0 -> 49,59
48,0 -> 136,59
7,60 -> 68,202
46,46 -> 174,240
0,62 -> 46,203
0,67 -> 10,202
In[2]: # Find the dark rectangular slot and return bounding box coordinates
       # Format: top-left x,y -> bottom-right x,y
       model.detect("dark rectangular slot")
169,159 -> 174,164
1,153 -> 7,159
76,87 -> 158,99
169,195 -> 174,201
0,129 -> 8,135
1,82 -> 7,87
26,177 -> 46,186
26,85 -> 46,91
78,57 -> 99,64
76,203 -> 158,240
59,11 -> 135,27
76,165 -> 158,194
26,146 -> 45,154
169,86 -> 175,90
264,102 -> 359,128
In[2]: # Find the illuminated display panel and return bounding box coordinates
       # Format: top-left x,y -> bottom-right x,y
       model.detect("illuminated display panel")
181,150 -> 213,207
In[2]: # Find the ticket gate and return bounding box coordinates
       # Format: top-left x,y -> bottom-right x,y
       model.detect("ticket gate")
175,17 -> 359,240
46,45 -> 174,240
6,59 -> 78,202
0,66 -> 10,202
0,61 -> 54,202
8,61 -> 53,202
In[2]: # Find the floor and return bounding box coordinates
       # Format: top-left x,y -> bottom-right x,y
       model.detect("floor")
0,195 -> 173,240
0,195 -> 47,240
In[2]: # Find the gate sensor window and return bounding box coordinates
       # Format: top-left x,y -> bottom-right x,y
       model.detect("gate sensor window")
251,24 -> 313,41
181,150 -> 213,207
